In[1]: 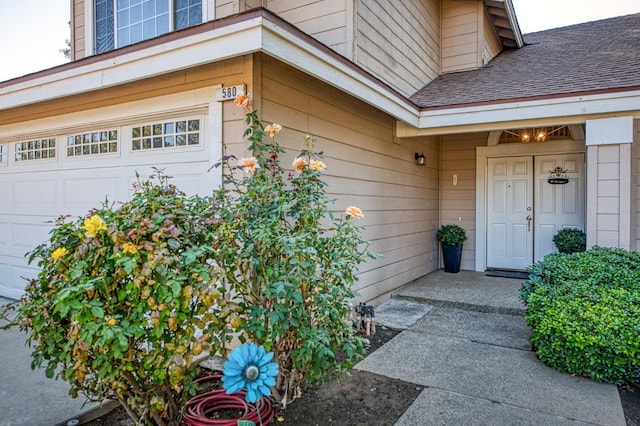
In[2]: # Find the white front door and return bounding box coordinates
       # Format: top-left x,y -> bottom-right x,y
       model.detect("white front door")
487,153 -> 585,270
534,154 -> 585,261
487,157 -> 533,270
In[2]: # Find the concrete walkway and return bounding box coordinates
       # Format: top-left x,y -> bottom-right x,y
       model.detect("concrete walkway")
0,270 -> 627,425
0,300 -> 99,426
359,270 -> 626,426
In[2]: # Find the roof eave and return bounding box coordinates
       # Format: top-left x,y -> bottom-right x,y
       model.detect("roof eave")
0,8 -> 420,127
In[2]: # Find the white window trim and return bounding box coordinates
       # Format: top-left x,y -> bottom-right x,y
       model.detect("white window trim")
127,115 -> 205,154
86,0 -> 215,56
64,128 -> 121,161
12,138 -> 59,165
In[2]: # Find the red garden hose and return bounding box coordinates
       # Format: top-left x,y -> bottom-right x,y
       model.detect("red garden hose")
183,375 -> 275,426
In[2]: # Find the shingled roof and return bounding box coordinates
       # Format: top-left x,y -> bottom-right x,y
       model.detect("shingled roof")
410,13 -> 640,109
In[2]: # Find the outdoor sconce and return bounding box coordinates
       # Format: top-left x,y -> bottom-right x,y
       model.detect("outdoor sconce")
415,152 -> 426,166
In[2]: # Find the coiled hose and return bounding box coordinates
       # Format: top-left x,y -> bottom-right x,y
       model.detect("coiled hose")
183,375 -> 275,426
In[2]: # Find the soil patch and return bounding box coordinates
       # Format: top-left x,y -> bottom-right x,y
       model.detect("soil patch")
82,327 -> 640,425
84,327 -> 423,426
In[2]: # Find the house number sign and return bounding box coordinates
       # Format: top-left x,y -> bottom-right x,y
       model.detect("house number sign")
215,85 -> 246,102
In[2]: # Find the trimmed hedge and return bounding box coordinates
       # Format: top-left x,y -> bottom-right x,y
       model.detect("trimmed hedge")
521,247 -> 640,384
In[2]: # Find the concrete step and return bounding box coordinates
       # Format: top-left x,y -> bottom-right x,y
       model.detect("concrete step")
391,270 -> 527,316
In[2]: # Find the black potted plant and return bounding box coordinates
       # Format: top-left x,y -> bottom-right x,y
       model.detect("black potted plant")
437,224 -> 467,273
552,228 -> 586,254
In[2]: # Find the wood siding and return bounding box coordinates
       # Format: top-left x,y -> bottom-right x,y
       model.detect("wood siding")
482,10 -> 501,65
355,0 -> 440,97
0,57 -> 248,127
251,54 -> 440,305
440,132 -> 486,270
73,0 -> 86,60
235,0 -> 351,56
441,0 -> 479,73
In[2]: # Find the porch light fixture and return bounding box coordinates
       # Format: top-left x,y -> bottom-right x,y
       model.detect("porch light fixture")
415,152 -> 426,165
504,126 -> 567,143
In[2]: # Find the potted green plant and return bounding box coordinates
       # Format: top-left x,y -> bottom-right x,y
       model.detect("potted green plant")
437,224 -> 467,273
552,228 -> 586,254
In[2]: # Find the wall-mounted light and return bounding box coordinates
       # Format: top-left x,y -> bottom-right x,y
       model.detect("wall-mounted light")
415,152 -> 426,166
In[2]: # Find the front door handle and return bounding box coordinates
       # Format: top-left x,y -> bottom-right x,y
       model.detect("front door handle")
527,215 -> 532,232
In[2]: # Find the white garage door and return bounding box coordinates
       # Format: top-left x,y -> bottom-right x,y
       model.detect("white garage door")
0,91 -> 222,299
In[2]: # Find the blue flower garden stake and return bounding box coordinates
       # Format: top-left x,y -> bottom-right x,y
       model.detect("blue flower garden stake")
222,343 -> 279,403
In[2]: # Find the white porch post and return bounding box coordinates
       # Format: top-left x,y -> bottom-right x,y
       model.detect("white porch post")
585,116 -> 634,249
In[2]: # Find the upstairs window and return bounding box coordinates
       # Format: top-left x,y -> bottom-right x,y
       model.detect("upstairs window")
96,0 -> 203,54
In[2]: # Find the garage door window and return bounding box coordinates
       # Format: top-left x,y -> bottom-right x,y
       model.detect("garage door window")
0,145 -> 6,166
67,130 -> 119,157
131,118 -> 200,151
15,139 -> 56,162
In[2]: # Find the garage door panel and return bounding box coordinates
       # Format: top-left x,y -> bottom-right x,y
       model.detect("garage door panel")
0,261 -> 38,300
63,177 -> 123,211
10,222 -> 52,254
11,179 -> 58,208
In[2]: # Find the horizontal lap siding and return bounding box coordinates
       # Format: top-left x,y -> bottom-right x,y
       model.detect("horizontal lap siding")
440,132 -> 486,270
355,0 -> 440,97
441,0 -> 478,73
482,11 -> 501,65
0,57 -> 248,127
239,0 -> 350,56
257,55 -> 439,305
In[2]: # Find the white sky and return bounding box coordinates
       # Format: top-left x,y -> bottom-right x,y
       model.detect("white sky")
0,1 -> 639,82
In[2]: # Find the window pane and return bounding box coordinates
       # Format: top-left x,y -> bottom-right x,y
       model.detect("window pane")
143,18 -> 155,38
156,0 -> 169,14
188,4 -> 201,25
117,9 -> 129,27
95,0 -> 115,53
131,22 -> 143,43
143,0 -> 155,18
157,13 -> 170,35
175,10 -> 188,29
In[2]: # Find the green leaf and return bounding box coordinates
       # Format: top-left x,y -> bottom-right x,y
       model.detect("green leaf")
91,306 -> 104,319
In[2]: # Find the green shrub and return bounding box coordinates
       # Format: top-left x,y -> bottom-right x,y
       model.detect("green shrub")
437,224 -> 467,246
521,247 -> 640,384
3,172 -> 230,425
552,228 -> 586,253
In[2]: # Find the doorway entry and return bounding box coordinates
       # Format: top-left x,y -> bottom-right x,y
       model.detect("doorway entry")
486,153 -> 585,270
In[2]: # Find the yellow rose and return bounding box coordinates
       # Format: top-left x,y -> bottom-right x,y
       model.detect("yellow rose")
51,247 -> 69,261
345,205 -> 364,219
122,242 -> 138,254
108,318 -> 116,326
83,215 -> 107,238
309,159 -> 326,172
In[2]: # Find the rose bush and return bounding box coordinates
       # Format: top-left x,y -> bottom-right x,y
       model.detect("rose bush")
3,95 -> 375,423
4,171 -> 231,425
211,99 -> 375,405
